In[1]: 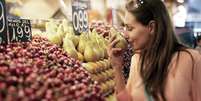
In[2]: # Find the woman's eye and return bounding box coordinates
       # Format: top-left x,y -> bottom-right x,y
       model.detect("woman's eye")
124,25 -> 134,31
127,26 -> 133,31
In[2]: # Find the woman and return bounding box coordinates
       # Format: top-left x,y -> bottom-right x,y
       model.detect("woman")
107,0 -> 201,101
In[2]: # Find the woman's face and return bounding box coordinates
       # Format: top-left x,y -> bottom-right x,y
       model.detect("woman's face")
124,12 -> 152,51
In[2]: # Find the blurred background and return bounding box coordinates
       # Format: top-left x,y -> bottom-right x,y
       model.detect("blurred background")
5,0 -> 201,47
1,1 -> 200,100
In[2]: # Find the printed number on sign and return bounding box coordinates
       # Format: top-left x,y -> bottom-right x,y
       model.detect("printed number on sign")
73,10 -> 88,33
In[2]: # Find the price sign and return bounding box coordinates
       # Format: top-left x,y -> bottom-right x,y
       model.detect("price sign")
7,19 -> 32,42
72,0 -> 89,35
0,0 -> 8,44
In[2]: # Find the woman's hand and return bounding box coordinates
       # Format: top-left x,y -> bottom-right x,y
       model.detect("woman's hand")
107,34 -> 127,94
107,35 -> 124,70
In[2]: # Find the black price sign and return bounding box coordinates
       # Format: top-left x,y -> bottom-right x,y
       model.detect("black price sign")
72,0 -> 89,35
8,19 -> 32,42
0,0 -> 8,44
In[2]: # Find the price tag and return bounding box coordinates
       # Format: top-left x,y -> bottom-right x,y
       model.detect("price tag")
0,0 -> 8,44
7,19 -> 32,42
72,0 -> 89,35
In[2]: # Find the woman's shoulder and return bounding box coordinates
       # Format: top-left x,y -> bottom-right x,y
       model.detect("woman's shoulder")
166,49 -> 201,101
185,48 -> 201,57
172,48 -> 201,65
169,48 -> 201,77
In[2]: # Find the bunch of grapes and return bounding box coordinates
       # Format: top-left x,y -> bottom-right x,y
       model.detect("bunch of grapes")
122,44 -> 133,81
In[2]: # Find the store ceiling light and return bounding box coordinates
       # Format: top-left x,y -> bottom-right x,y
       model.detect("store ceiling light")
177,0 -> 184,3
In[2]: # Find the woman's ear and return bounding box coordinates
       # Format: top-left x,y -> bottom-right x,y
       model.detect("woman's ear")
148,20 -> 156,35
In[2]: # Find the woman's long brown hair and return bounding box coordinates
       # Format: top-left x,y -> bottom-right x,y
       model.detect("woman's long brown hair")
126,0 -> 189,100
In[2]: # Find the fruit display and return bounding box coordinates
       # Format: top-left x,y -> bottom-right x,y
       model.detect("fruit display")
32,19 -> 131,99
46,21 -> 114,97
90,21 -> 111,39
72,32 -> 115,97
90,21 -> 128,50
82,59 -> 115,95
122,44 -> 133,80
90,21 -> 132,80
110,28 -> 128,50
0,36 -> 104,101
105,94 -> 117,101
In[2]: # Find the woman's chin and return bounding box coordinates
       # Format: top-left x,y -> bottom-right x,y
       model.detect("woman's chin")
133,46 -> 145,53
134,49 -> 141,53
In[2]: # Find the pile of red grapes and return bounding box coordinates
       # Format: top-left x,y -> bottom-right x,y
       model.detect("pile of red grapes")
122,44 -> 133,80
90,21 -> 111,39
0,36 -> 104,101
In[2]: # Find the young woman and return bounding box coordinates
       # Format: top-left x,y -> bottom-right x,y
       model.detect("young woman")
107,0 -> 201,101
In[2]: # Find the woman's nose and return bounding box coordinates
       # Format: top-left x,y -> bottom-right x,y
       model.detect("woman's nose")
122,31 -> 129,39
